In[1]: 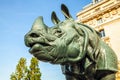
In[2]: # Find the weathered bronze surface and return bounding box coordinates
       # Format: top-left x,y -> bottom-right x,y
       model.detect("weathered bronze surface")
24,4 -> 118,80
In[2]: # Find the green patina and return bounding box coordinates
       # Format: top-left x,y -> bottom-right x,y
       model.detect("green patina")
24,4 -> 118,80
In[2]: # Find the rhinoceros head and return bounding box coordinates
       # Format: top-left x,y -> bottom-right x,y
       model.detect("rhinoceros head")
25,4 -> 86,64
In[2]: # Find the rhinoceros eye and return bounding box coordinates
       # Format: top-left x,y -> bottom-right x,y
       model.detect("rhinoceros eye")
53,29 -> 63,38
56,29 -> 62,33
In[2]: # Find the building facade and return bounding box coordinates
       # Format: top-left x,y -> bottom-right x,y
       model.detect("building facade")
76,0 -> 120,79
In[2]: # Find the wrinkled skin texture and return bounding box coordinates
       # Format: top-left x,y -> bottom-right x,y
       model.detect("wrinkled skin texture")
25,4 -> 118,80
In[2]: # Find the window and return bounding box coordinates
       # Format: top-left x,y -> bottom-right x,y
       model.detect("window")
93,0 -> 102,4
97,18 -> 103,24
95,0 -> 102,3
99,29 -> 105,37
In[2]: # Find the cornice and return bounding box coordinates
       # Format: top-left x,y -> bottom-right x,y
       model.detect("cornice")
78,1 -> 120,22
77,0 -> 110,17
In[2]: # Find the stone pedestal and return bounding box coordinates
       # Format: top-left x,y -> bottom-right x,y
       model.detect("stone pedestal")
116,61 -> 120,80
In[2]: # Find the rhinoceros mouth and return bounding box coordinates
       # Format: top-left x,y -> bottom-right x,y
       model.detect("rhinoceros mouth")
29,42 -> 51,48
29,42 -> 53,55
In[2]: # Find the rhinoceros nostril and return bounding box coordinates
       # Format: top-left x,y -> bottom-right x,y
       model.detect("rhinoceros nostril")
30,33 -> 39,38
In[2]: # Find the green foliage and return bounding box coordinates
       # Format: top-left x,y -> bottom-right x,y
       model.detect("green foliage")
10,57 -> 41,80
27,57 -> 41,80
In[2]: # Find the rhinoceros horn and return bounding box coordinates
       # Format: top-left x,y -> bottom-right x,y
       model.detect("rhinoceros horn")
32,16 -> 47,32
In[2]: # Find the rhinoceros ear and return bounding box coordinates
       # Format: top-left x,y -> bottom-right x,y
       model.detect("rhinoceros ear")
61,4 -> 72,19
51,11 -> 60,24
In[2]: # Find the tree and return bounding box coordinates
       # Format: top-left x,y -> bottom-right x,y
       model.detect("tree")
27,57 -> 41,80
10,57 -> 41,80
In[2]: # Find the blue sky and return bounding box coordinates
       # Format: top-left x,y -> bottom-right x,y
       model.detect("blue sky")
0,0 -> 91,80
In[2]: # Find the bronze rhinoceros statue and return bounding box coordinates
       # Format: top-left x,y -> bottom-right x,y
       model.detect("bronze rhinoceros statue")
24,4 -> 118,80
